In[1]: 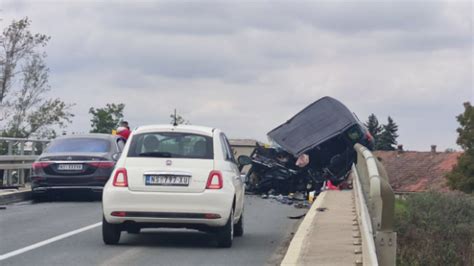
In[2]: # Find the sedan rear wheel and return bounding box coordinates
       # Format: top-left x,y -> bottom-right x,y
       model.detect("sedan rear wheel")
32,192 -> 48,203
102,216 -> 121,245
216,209 -> 234,248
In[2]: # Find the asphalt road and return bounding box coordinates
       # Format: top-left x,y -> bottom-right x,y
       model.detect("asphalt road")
0,194 -> 304,266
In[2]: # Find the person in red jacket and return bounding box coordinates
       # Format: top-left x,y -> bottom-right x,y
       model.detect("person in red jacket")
117,121 -> 131,140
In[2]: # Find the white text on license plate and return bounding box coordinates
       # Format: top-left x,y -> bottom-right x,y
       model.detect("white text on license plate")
57,164 -> 83,170
146,175 -> 190,186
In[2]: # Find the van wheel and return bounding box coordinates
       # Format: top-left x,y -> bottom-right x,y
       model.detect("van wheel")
216,209 -> 233,248
102,216 -> 121,245
234,213 -> 244,237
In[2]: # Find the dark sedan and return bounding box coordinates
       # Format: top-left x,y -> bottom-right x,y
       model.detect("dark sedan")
31,134 -> 126,199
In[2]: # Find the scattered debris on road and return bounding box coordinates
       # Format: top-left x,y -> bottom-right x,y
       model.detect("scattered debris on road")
294,202 -> 310,209
288,213 -> 306,220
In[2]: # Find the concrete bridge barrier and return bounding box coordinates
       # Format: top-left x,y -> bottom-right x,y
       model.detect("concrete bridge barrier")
353,143 -> 396,266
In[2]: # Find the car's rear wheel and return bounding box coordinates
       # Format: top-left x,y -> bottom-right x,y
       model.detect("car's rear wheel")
102,216 -> 121,245
216,209 -> 234,248
234,212 -> 244,237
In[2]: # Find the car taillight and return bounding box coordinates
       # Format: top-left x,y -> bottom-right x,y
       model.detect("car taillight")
111,211 -> 127,217
88,161 -> 115,168
113,168 -> 128,187
204,213 -> 221,219
206,170 -> 223,189
32,162 -> 51,170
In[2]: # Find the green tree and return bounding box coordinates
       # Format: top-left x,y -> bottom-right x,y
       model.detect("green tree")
447,102 -> 474,193
365,113 -> 382,148
365,114 -> 382,137
377,116 -> 399,150
89,103 -> 125,133
0,17 -> 74,138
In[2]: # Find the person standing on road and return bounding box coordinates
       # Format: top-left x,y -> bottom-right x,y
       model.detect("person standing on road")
117,121 -> 131,141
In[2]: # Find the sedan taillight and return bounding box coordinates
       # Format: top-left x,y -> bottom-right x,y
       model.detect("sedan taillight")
88,161 -> 115,168
113,168 -> 128,187
32,162 -> 51,170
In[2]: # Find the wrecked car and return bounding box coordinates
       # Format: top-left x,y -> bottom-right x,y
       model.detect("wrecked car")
239,96 -> 374,195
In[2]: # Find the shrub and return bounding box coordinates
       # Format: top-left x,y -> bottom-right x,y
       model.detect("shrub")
395,192 -> 474,266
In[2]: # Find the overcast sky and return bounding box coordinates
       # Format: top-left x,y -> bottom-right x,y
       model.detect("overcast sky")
2,0 -> 472,151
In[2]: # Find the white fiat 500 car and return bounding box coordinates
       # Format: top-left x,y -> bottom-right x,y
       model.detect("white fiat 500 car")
102,125 -> 244,247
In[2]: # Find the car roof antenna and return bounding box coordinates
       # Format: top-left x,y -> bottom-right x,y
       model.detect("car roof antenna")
173,109 -> 178,126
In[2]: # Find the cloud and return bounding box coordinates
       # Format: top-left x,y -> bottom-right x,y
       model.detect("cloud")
2,0 -> 472,151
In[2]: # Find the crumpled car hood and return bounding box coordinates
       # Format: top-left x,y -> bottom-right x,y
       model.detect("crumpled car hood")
267,96 -> 358,157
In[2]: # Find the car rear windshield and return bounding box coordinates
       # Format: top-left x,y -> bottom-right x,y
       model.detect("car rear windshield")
45,138 -> 111,153
127,132 -> 213,159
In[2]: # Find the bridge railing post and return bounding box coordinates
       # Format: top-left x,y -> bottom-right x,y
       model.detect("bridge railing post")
353,143 -> 397,266
19,141 -> 25,155
40,140 -> 49,155
7,141 -> 13,155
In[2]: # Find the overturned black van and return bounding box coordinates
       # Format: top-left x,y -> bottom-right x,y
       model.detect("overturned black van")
239,96 -> 374,194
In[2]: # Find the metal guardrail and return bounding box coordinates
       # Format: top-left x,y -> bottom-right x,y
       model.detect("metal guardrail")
352,143 -> 397,266
0,137 -> 50,187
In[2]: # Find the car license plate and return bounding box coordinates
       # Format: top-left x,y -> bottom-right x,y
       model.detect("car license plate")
57,164 -> 83,171
145,175 -> 190,186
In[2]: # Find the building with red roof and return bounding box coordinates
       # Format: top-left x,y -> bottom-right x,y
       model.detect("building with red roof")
374,145 -> 461,192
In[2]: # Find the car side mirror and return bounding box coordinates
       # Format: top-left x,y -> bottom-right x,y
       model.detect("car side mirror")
112,152 -> 121,161
237,155 -> 252,166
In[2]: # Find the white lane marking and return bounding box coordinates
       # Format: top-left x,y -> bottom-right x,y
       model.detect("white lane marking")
0,222 -> 102,261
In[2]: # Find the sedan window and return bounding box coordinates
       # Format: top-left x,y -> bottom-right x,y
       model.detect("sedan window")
45,138 -> 111,153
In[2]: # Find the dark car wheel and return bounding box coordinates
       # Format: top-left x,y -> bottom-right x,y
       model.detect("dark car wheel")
216,209 -> 233,248
102,216 -> 121,245
32,192 -> 49,202
234,213 -> 244,237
